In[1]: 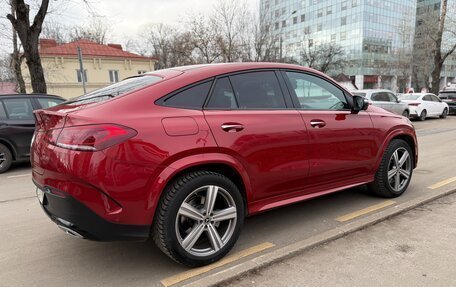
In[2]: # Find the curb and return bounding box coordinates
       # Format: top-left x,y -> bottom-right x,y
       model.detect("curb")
183,187 -> 456,287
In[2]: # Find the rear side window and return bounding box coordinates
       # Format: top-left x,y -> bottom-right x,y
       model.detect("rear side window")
229,71 -> 286,109
423,95 -> 432,101
38,98 -> 64,109
371,92 -> 389,102
2,98 -> 34,120
0,102 -> 6,119
206,77 -> 237,109
162,81 -> 212,109
67,75 -> 162,105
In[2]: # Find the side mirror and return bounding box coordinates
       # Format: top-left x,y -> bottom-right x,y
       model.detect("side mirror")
352,95 -> 369,113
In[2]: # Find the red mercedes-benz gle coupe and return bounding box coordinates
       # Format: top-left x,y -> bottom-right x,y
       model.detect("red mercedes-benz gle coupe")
31,63 -> 417,266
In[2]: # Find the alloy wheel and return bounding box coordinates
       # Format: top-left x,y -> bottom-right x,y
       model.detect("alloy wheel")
387,147 -> 412,192
175,185 -> 237,257
0,152 -> 5,167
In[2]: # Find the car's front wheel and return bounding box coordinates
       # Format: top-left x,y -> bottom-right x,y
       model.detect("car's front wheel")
0,143 -> 13,174
153,171 -> 244,267
368,139 -> 413,198
440,108 -> 448,119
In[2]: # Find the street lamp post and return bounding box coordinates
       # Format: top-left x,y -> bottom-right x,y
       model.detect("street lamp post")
279,10 -> 297,62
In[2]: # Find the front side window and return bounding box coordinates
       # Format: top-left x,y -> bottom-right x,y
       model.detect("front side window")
229,71 -> 286,109
285,71 -> 348,110
387,93 -> 398,102
162,81 -> 213,109
109,70 -> 119,83
431,95 -> 441,102
2,98 -> 34,120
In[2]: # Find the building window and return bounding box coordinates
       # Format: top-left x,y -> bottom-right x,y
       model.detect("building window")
304,26 -> 310,34
341,1 -> 348,11
352,0 -> 358,7
317,23 -> 322,32
138,70 -> 147,75
340,31 -> 347,41
327,6 -> 332,15
109,70 -> 119,83
341,16 -> 347,26
76,69 -> 87,83
275,22 -> 280,30
282,20 -> 287,28
293,16 -> 298,24
301,14 -> 305,22
317,9 -> 323,17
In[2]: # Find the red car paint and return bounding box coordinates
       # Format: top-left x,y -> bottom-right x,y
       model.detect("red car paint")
31,63 -> 417,230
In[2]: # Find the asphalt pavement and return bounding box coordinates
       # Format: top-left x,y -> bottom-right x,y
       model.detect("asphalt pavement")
1,116 -> 456,287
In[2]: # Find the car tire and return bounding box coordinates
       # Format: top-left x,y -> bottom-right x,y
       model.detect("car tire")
419,110 -> 427,121
153,171 -> 244,267
0,143 -> 13,174
402,110 -> 409,118
368,139 -> 413,198
440,108 -> 448,119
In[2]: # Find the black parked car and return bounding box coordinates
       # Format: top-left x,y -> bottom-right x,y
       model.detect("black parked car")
439,90 -> 456,114
0,94 -> 65,173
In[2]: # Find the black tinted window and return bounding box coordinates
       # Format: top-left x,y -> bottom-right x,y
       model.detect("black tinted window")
163,81 -> 212,109
0,102 -> 6,119
423,95 -> 432,101
286,72 -> 348,110
431,95 -> 441,102
3,98 -> 34,120
230,71 -> 286,109
207,78 -> 237,109
371,92 -> 389,102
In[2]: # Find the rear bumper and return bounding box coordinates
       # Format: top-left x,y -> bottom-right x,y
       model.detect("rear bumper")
448,105 -> 456,114
34,181 -> 150,241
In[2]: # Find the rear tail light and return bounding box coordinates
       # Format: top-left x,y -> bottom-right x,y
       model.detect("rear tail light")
408,102 -> 421,106
44,124 -> 137,151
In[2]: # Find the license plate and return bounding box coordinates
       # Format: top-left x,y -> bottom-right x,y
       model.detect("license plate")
36,188 -> 45,204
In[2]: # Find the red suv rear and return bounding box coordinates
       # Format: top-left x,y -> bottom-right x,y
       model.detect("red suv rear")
31,63 -> 417,266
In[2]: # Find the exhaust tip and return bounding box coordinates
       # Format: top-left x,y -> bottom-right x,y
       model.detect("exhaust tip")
57,225 -> 85,239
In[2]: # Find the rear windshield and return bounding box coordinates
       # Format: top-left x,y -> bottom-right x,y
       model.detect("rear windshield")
439,92 -> 456,99
65,75 -> 162,105
401,95 -> 421,100
352,92 -> 366,97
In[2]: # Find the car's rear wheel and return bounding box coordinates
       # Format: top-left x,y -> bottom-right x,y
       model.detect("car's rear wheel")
440,108 -> 448,119
153,171 -> 244,267
419,110 -> 427,121
368,139 -> 413,198
0,143 -> 13,174
402,110 -> 409,118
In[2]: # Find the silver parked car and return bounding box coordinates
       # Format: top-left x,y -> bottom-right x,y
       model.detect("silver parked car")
353,89 -> 410,117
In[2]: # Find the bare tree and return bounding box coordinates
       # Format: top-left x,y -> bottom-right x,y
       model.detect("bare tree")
430,0 -> 456,94
6,0 -> 50,93
211,0 -> 249,62
395,15 -> 414,92
41,19 -> 68,44
247,5 -> 279,62
299,42 -> 348,74
69,17 -> 111,44
168,31 -> 196,67
187,15 -> 220,63
142,23 -> 175,69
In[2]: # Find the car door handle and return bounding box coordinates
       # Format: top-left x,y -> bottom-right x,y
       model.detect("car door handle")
310,120 -> 326,128
221,123 -> 244,132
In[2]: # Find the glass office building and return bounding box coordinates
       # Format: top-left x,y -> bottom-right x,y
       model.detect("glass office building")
260,0 -> 417,90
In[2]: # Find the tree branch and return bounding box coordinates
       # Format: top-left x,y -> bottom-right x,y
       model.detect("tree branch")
31,0 -> 50,33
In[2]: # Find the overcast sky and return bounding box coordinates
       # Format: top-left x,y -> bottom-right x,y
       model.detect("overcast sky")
52,0 -> 259,44
0,0 -> 259,55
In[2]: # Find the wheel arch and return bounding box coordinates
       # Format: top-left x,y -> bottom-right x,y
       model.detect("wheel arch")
0,138 -> 17,160
374,130 -> 418,171
147,153 -> 253,226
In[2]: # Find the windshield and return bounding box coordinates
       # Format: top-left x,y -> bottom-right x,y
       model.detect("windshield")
401,95 -> 421,100
65,75 -> 162,105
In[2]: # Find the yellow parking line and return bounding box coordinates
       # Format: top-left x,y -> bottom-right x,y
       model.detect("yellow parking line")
160,242 -> 275,287
428,177 -> 456,190
336,200 -> 396,222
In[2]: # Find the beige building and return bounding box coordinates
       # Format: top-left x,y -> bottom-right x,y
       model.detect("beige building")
22,39 -> 157,99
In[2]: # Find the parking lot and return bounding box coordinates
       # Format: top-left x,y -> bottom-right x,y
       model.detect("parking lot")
1,116 -> 456,287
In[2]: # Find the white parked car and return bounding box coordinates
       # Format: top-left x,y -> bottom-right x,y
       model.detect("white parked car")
399,93 -> 449,121
352,89 -> 410,117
